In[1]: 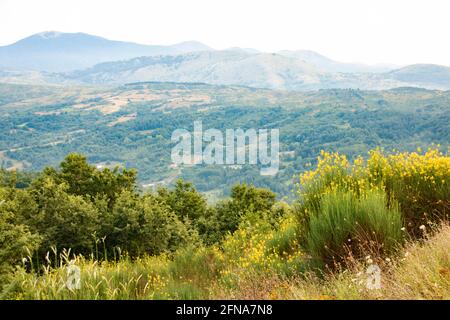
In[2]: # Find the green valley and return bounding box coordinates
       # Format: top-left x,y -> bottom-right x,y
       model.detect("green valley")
0,82 -> 448,199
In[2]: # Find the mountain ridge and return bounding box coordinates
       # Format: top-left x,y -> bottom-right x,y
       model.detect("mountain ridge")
1,31 -> 450,91
0,31 -> 212,72
61,51 -> 450,91
277,50 -> 397,73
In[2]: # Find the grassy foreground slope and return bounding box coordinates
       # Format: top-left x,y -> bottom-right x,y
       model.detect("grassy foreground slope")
6,224 -> 449,300
1,148 -> 449,300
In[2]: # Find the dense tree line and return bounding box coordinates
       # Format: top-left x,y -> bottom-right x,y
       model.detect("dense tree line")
0,154 -> 287,285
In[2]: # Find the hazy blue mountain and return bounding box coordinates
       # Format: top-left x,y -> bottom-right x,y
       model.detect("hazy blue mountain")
0,31 -> 212,72
277,50 -> 396,73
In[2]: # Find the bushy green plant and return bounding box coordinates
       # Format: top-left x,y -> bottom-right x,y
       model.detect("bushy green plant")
298,149 -> 450,239
59,153 -> 137,207
157,179 -> 207,221
105,191 -> 198,257
199,184 -> 278,244
306,191 -> 403,266
28,177 -> 100,255
0,188 -> 40,287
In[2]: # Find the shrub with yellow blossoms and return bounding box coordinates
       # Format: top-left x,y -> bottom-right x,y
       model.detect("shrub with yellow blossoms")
298,148 -> 450,239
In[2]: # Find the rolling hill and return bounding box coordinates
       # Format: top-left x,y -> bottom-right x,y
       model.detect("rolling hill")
62,50 -> 450,90
64,50 -> 325,89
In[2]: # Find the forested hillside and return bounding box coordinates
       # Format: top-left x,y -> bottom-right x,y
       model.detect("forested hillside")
1,83 -> 449,198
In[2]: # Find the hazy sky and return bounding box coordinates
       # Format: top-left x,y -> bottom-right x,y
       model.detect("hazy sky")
1,0 -> 449,66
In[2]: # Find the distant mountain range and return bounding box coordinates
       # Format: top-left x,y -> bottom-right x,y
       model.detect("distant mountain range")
0,31 -> 211,72
64,51 -> 450,91
1,31 -> 450,91
277,50 -> 396,73
65,50 -> 322,89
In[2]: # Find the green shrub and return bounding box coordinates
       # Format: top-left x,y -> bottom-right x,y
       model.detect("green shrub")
0,188 -> 40,287
306,191 -> 403,266
198,184 -> 278,245
157,179 -> 207,221
298,149 -> 450,239
28,177 -> 100,256
106,191 -> 198,257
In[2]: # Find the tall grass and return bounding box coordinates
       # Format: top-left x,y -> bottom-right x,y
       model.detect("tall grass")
3,220 -> 449,300
212,223 -> 450,300
306,191 -> 403,266
3,254 -> 214,300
